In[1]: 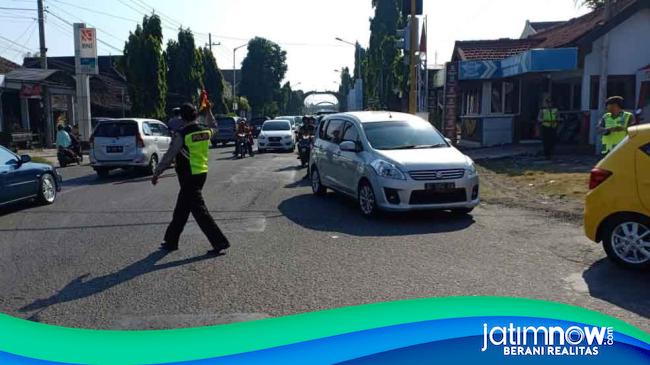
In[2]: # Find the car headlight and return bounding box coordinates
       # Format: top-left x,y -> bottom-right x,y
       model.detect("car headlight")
466,161 -> 478,177
283,135 -> 292,140
370,159 -> 406,180
259,135 -> 266,139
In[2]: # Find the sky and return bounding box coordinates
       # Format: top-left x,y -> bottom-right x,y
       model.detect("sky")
0,0 -> 591,93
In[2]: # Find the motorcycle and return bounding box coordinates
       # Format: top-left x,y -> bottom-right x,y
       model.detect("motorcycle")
235,133 -> 254,159
57,146 -> 82,167
298,135 -> 313,168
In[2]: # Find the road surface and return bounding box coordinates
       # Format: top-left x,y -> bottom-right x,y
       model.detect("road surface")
0,147 -> 648,331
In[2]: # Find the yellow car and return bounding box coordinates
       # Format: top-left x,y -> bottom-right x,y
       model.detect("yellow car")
585,124 -> 650,270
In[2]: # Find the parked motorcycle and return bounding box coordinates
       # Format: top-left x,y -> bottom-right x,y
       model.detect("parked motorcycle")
57,146 -> 82,167
298,135 -> 313,168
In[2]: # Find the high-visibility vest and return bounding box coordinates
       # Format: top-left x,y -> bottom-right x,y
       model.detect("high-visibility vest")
177,124 -> 212,176
541,108 -> 559,128
601,111 -> 632,155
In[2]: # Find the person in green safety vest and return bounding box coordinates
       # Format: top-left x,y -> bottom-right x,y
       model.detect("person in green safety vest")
598,96 -> 636,155
537,98 -> 560,159
151,102 -> 230,257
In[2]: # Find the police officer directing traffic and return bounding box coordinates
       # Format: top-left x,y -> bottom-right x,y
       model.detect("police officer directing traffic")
598,96 -> 636,155
151,102 -> 230,256
537,98 -> 559,160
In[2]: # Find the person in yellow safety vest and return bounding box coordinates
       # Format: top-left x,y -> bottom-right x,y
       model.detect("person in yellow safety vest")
537,98 -> 560,159
598,96 -> 636,155
151,102 -> 230,257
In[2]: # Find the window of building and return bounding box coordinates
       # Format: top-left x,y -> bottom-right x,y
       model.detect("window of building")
590,75 -> 636,110
490,80 -> 519,114
461,85 -> 481,116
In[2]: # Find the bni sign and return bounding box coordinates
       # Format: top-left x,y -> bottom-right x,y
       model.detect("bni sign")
75,26 -> 98,74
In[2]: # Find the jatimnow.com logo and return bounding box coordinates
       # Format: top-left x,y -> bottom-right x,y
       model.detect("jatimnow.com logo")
481,323 -> 614,356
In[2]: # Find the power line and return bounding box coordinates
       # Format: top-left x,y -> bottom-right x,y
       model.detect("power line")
45,2 -> 126,45
0,18 -> 37,56
45,9 -> 123,53
0,6 -> 36,11
48,0 -> 140,23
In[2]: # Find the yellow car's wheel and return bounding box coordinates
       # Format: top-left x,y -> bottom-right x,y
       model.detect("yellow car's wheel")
602,214 -> 650,270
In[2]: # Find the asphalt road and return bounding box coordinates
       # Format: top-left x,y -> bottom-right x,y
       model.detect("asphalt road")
0,147 -> 648,331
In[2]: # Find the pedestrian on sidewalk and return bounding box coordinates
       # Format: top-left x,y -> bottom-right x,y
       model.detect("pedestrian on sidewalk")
537,98 -> 559,160
151,102 -> 230,256
598,96 -> 636,155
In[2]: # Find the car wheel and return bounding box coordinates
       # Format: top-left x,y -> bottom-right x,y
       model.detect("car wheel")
451,207 -> 474,215
59,158 -> 67,168
311,167 -> 327,196
358,180 -> 378,217
38,173 -> 57,205
147,155 -> 158,176
602,215 -> 650,270
96,168 -> 110,178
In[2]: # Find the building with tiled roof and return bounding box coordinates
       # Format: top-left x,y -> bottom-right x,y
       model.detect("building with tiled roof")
443,0 -> 650,148
452,38 -> 542,61
0,56 -> 19,74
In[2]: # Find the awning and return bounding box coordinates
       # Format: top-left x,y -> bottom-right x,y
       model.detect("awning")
4,68 -> 59,83
459,47 -> 578,80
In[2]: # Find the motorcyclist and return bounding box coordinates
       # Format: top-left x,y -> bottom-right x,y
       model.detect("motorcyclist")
234,120 -> 254,157
55,125 -> 75,163
64,125 -> 82,160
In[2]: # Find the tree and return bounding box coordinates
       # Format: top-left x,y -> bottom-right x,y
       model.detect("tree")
240,37 -> 288,116
338,67 -> 353,111
122,14 -> 167,119
366,0 -> 403,110
199,47 -> 228,115
166,28 -> 204,107
576,0 -> 604,9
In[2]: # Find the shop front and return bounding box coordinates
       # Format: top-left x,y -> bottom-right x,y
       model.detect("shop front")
0,69 -> 75,147
455,48 -> 580,147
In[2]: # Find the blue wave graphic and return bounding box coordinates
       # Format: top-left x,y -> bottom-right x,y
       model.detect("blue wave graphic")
0,316 -> 648,364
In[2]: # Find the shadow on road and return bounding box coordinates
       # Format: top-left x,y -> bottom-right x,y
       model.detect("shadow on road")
583,259 -> 650,319
278,193 -> 475,237
20,250 -> 217,313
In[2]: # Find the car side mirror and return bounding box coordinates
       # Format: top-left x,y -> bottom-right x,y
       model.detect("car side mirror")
340,141 -> 358,152
20,155 -> 31,164
445,138 -> 452,145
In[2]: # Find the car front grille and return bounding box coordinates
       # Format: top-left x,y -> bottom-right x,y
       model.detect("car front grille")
269,137 -> 281,142
409,189 -> 467,205
409,169 -> 465,181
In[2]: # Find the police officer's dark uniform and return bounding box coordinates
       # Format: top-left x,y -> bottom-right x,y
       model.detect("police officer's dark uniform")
152,103 -> 229,256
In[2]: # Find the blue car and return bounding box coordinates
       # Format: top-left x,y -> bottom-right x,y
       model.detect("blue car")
0,146 -> 62,207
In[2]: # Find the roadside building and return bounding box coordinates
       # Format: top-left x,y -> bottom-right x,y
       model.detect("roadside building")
444,0 -> 650,148
1,57 -> 76,147
24,56 -> 130,119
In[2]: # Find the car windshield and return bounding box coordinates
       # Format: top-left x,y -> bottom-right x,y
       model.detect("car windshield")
362,121 -> 448,150
93,121 -> 138,138
216,119 -> 235,130
263,121 -> 291,131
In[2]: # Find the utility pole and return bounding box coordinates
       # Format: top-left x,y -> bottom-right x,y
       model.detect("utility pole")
37,0 -> 47,69
206,33 -> 220,52
408,0 -> 417,114
596,0 -> 612,155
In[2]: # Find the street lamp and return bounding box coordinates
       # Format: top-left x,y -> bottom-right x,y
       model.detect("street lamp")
233,43 -> 247,112
335,37 -> 361,78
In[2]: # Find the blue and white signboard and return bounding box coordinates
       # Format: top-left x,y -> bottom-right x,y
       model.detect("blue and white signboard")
459,48 -> 578,80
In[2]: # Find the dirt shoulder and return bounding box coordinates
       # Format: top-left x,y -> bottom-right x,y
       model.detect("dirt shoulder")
476,154 -> 600,222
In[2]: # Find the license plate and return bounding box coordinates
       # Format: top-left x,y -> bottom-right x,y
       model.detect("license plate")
425,182 -> 455,192
106,146 -> 123,153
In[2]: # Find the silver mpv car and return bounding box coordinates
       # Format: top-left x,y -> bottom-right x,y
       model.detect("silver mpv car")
310,112 -> 479,216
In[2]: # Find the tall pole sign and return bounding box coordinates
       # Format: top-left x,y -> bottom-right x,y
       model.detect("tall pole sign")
74,23 -> 97,142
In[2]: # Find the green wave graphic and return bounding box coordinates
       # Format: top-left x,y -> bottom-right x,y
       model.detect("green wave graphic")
0,297 -> 648,364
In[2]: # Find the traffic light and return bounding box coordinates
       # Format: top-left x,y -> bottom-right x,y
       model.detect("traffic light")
403,0 -> 423,15
395,25 -> 410,51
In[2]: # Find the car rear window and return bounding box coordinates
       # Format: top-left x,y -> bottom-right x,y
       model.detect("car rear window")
217,118 -> 236,129
93,122 -> 139,138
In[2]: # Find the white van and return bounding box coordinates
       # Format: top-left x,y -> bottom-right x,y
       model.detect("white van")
90,119 -> 171,178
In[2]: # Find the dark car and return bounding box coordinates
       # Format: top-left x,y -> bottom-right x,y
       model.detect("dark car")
0,146 -> 62,207
249,117 -> 267,138
212,116 -> 241,147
